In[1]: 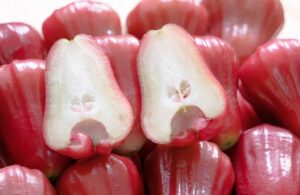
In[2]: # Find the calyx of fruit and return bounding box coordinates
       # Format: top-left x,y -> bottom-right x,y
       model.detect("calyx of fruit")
138,24 -> 226,146
43,34 -> 133,159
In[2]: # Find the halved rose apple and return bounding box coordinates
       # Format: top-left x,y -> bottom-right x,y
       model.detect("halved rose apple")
43,34 -> 133,159
137,24 -> 227,146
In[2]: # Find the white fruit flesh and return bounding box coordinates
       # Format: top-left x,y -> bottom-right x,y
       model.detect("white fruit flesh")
44,35 -> 133,151
138,24 -> 226,144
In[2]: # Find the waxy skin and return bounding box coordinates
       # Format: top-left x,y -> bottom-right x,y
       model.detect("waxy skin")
42,1 -> 121,49
0,60 -> 71,178
0,165 -> 56,195
233,124 -> 300,195
96,35 -> 146,154
126,0 -> 208,39
194,36 -> 242,150
56,154 -> 144,195
203,0 -> 284,62
144,141 -> 235,195
239,39 -> 300,137
0,22 -> 45,65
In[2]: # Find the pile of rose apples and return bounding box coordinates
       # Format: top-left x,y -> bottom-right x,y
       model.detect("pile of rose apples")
0,0 -> 299,194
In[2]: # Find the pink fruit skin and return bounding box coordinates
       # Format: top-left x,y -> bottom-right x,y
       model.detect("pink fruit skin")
239,39 -> 300,137
144,141 -> 235,195
236,90 -> 261,130
0,23 -> 45,65
56,154 -> 144,195
203,0 -> 284,62
194,36 -> 242,150
0,165 -> 56,195
126,0 -> 208,39
0,60 -> 71,178
95,35 -> 146,154
233,124 -> 300,195
42,1 -> 121,49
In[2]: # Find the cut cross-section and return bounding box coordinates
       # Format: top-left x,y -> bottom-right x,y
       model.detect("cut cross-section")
137,24 -> 226,146
43,35 -> 133,159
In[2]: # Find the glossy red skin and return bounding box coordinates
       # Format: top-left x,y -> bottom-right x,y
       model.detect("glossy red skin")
42,1 -> 121,49
126,0 -> 208,39
0,165 -> 56,195
233,124 -> 300,195
56,154 -> 144,195
0,22 -> 45,65
0,60 -> 71,178
144,141 -> 234,195
236,90 -> 261,130
203,0 -> 284,62
194,36 -> 242,150
239,39 -> 300,137
95,35 -> 146,154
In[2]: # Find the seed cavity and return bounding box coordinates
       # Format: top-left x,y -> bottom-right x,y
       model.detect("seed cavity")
70,94 -> 94,112
167,80 -> 191,102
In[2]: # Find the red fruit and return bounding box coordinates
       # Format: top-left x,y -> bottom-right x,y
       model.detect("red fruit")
236,90 -> 261,130
239,39 -> 300,137
0,165 -> 56,195
56,154 -> 143,195
42,1 -> 121,49
43,35 -> 133,159
203,0 -> 284,62
194,36 -> 242,150
95,35 -> 146,154
137,24 -> 227,146
233,124 -> 300,194
144,141 -> 235,195
0,60 -> 71,178
126,0 -> 208,39
0,22 -> 45,65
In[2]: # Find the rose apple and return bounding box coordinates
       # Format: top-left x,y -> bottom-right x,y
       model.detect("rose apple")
56,154 -> 143,195
42,1 -> 121,49
194,36 -> 242,150
144,141 -> 235,195
0,22 -> 45,65
239,39 -> 300,137
0,60 -> 71,179
233,124 -> 300,194
95,35 -> 146,154
126,0 -> 208,39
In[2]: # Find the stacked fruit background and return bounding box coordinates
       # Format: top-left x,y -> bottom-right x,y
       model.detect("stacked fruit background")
0,0 -> 300,194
